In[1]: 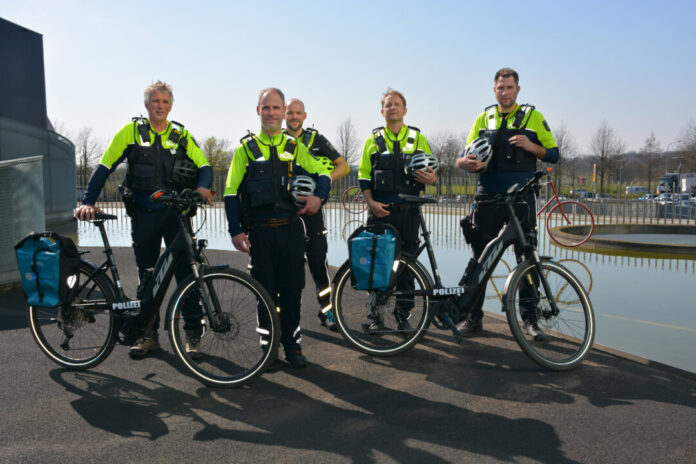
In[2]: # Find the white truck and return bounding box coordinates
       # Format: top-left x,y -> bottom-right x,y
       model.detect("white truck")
657,172 -> 696,194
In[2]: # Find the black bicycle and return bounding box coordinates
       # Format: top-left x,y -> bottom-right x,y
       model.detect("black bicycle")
28,189 -> 279,388
332,171 -> 595,370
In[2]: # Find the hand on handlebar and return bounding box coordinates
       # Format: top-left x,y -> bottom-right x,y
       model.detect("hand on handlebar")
195,187 -> 214,205
74,204 -> 104,221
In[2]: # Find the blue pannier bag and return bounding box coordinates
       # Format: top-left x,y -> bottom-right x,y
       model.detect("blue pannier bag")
348,224 -> 401,291
15,232 -> 80,308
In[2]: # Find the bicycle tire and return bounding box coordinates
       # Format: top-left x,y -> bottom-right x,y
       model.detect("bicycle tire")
333,258 -> 432,356
505,260 -> 595,371
29,260 -> 118,370
546,200 -> 595,247
167,268 -> 279,388
341,186 -> 368,214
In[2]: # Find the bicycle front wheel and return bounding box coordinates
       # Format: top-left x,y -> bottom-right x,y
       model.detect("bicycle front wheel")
29,261 -> 118,370
505,260 -> 595,370
168,268 -> 279,388
547,200 -> 595,247
333,259 -> 432,356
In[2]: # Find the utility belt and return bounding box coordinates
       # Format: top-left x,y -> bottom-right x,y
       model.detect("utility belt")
247,215 -> 298,229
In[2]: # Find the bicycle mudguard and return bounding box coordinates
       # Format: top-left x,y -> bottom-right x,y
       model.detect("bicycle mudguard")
203,264 -> 229,271
500,258 -> 553,313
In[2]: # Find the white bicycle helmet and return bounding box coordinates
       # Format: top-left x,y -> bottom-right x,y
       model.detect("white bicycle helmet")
288,175 -> 316,208
406,152 -> 439,176
464,136 -> 493,169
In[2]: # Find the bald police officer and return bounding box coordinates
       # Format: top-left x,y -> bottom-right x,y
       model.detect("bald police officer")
285,98 -> 350,331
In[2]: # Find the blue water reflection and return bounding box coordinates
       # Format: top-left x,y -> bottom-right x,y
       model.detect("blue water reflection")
78,205 -> 696,374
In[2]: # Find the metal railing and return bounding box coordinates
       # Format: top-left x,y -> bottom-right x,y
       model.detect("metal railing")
83,175 -> 695,249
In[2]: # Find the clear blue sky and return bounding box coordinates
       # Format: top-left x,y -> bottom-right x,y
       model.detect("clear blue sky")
3,0 -> 695,154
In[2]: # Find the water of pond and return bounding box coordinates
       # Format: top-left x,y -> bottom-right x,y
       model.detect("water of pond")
78,206 -> 696,374
593,233 -> 696,245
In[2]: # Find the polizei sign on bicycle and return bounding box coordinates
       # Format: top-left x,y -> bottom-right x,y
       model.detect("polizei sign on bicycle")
433,287 -> 466,296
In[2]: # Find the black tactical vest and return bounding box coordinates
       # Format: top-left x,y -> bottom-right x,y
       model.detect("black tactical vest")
370,126 -> 422,195
125,118 -> 191,192
238,133 -> 297,216
479,105 -> 538,173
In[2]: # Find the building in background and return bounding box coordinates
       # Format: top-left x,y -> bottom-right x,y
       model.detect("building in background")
0,17 -> 75,285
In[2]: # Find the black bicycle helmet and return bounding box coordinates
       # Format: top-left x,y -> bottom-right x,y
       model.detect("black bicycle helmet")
172,158 -> 198,189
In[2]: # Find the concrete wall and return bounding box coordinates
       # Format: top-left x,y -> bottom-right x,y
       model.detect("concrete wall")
0,116 -> 76,230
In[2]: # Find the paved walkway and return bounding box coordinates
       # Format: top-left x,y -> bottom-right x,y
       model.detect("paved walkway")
1,247 -> 694,463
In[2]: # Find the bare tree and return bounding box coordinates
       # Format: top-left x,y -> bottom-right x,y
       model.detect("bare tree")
75,127 -> 103,188
639,132 -> 661,193
335,118 -> 361,165
677,122 -> 696,172
429,130 -> 464,196
552,122 -> 577,193
589,120 -> 626,194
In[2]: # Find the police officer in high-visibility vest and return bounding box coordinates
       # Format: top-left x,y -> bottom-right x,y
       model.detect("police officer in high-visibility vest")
224,88 -> 331,368
456,68 -> 559,340
284,98 -> 350,332
358,88 -> 438,332
75,81 -> 214,358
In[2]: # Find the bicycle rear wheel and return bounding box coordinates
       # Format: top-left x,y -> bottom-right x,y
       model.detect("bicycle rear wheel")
333,259 -> 432,356
505,260 -> 595,370
29,261 -> 117,370
546,200 -> 595,247
168,268 -> 279,388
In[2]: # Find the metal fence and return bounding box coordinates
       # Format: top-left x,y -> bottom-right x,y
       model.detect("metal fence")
0,156 -> 45,286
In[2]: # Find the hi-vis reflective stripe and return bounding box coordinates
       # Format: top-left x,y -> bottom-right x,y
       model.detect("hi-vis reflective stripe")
403,128 -> 418,152
378,128 -> 419,153
138,129 -> 151,146
318,287 -> 331,297
487,107 -> 497,130
320,304 -> 332,313
512,105 -> 532,128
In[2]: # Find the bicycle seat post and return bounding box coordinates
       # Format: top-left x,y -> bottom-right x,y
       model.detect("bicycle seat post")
93,219 -> 125,300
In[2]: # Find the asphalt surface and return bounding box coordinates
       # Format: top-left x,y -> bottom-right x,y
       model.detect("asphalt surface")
1,247 -> 695,464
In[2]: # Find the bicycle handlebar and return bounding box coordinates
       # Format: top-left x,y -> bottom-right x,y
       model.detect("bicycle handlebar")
473,171 -> 545,206
507,170 -> 546,198
150,189 -> 206,209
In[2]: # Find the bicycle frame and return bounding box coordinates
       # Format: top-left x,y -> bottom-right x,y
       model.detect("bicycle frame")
388,192 -> 560,333
536,179 -> 561,216
83,211 -> 228,332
